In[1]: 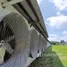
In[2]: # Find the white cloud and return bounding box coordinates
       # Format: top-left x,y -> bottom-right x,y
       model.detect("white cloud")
48,37 -> 59,42
48,33 -> 67,42
57,11 -> 61,15
37,0 -> 43,4
49,0 -> 67,10
63,31 -> 67,34
46,15 -> 67,29
56,11 -> 63,16
60,35 -> 67,42
49,34 -> 58,37
48,34 -> 59,41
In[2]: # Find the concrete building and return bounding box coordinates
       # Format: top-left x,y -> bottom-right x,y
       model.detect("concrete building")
0,0 -> 50,67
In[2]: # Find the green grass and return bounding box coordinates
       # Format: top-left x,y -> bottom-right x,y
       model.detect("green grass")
52,45 -> 67,67
29,45 -> 67,67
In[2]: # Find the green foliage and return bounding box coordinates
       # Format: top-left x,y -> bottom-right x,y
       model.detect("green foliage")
51,41 -> 57,45
29,45 -> 67,67
50,41 -> 65,45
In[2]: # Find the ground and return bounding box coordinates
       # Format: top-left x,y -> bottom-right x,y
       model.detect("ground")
29,45 -> 67,67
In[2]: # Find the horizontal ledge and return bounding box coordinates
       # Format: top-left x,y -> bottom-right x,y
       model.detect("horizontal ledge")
2,0 -> 24,8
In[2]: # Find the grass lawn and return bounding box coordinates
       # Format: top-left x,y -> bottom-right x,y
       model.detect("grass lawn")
29,45 -> 67,67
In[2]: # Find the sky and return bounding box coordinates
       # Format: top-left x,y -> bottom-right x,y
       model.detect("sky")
37,0 -> 67,42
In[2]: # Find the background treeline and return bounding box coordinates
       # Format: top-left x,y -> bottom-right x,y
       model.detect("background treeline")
50,41 -> 62,45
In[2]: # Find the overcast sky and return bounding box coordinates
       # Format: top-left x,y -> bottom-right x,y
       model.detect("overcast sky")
37,0 -> 67,42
